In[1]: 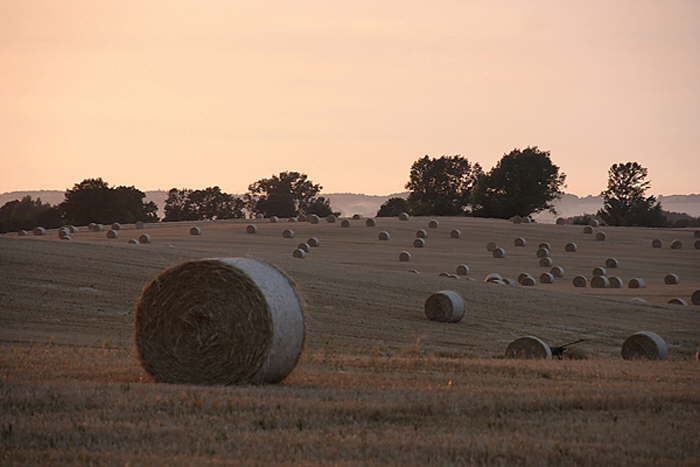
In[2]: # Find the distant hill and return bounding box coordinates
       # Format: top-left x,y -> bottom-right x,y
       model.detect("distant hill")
2,190 -> 699,222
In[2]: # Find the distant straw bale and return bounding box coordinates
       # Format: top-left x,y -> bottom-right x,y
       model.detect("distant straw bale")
536,247 -> 550,258
68,225 -> 79,233
340,219 -> 350,228
282,229 -> 295,239
565,242 -> 577,252
352,214 -> 362,220
270,216 -> 279,223
550,266 -> 565,278
292,248 -> 306,259
668,298 -> 687,305
664,273 -> 679,285
540,272 -> 554,284
605,258 -> 619,268
107,229 -> 119,239
621,331 -> 667,360
556,217 -> 566,225
538,242 -> 551,250
111,223 -> 121,230
424,290 -> 465,323
413,238 -> 426,248
326,215 -> 336,223
399,251 -> 412,262
591,275 -> 610,288
670,239 -> 682,249
134,258 -> 305,384
307,237 -> 320,247
450,229 -> 461,239
505,336 -> 552,359
609,276 -> 623,288
539,257 -> 553,267
455,264 -> 470,276
520,275 -> 536,286
484,273 -> 503,283
514,237 -> 527,247
190,226 -> 202,236
692,290 -> 700,305
416,229 -> 428,239
595,231 -> 607,241
378,231 -> 391,241
139,234 -> 151,244
246,224 -> 257,234
398,212 -> 410,221
428,219 -> 439,229
592,267 -> 607,277
492,247 -> 506,258
628,278 -> 646,288
583,226 -> 593,234
308,214 -> 320,224
651,239 -> 662,248
572,275 -> 587,287
297,243 -> 310,253
365,218 -> 376,227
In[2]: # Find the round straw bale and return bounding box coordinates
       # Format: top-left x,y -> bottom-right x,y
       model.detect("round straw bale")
398,212 -> 410,221
609,276 -> 624,288
246,224 -> 257,234
589,219 -> 600,227
564,242 -> 577,252
511,215 -> 523,224
18,230 -> 28,236
307,237 -> 320,247
556,217 -> 566,225
288,217 -> 298,223
428,219 -> 439,229
107,229 -> 119,239
695,240 -> 700,249
399,251 -> 412,262
536,247 -> 550,258
664,273 -> 679,285
538,242 -> 551,250
505,336 -> 552,359
592,266 -> 607,277
628,278 -> 646,288
517,272 -> 531,284
424,290 -> 465,323
691,290 -> 700,305
621,331 -> 667,360
326,215 -> 336,223
88,222 -> 97,230
270,216 -> 279,223
605,258 -> 619,268
378,231 -> 391,241
94,224 -> 104,232
521,275 -> 536,287
33,227 -> 46,236
539,257 -> 553,267
297,243 -> 310,253
292,248 -> 306,259
352,214 -> 362,220
484,272 -> 503,283
365,218 -> 376,227
630,297 -> 648,304
550,266 -> 565,278
668,297 -> 687,306
136,221 -> 145,230
416,229 -> 428,239
413,238 -> 426,248
540,272 -> 554,284
493,247 -> 506,258
455,264 -> 470,276
135,258 -> 305,384
573,275 -> 587,287
190,226 -> 202,236
651,239 -> 662,248
595,231 -> 607,241
450,229 -> 461,239
591,275 -> 610,288
583,226 -> 593,234
670,239 -> 682,249
340,219 -> 350,228
308,214 -> 320,224
514,237 -> 527,247
486,241 -> 497,252
255,213 -> 264,219
282,229 -> 295,239
68,225 -> 79,233
111,222 -> 121,230
139,234 -> 151,244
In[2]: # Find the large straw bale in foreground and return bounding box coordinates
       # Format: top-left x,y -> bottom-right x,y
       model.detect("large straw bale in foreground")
424,290 -> 465,323
135,258 -> 305,385
505,336 -> 552,359
621,331 -> 667,360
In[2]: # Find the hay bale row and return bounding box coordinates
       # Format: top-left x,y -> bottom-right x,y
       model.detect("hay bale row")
425,290 -> 465,323
135,257 -> 305,385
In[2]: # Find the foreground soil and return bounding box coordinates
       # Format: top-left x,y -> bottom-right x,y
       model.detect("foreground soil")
1,217 -> 699,465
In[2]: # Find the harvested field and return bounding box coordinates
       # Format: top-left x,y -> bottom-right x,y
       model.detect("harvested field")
1,216 -> 699,465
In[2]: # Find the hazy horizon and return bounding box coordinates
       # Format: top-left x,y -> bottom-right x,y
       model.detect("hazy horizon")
3,1 -> 699,197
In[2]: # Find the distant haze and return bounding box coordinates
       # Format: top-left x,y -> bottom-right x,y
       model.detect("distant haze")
2,1 -> 699,196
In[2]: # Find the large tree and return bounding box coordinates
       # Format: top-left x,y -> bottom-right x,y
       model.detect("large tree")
163,187 -> 245,221
597,162 -> 666,227
60,178 -> 158,225
405,155 -> 482,216
0,196 -> 62,233
471,147 -> 566,219
245,171 -> 331,218
376,197 -> 410,217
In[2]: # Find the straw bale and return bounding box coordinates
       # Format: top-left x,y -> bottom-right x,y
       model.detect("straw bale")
550,266 -> 565,278
111,223 -> 121,230
492,247 -> 506,258
539,257 -> 553,267
668,298 -> 687,305
517,272 -> 531,284
326,215 -> 336,223
428,220 -> 439,229
538,242 -> 551,250
352,214 -> 362,220
33,227 -> 46,236
399,251 -> 412,262
107,229 -> 119,239
592,266 -> 607,277
651,239 -> 662,248
670,239 -> 682,249
190,226 -> 202,236
621,331 -> 667,360
520,275 -> 536,286
365,218 -> 376,227
556,217 -> 566,225
413,238 -> 426,248
572,275 -> 587,287
486,241 -> 497,252
398,212 -> 410,221
540,272 -> 554,284
139,234 -> 151,244
595,231 -> 607,241
692,290 -> 700,305
484,273 -> 503,283
128,239 -> 139,244
416,229 -> 428,239
605,258 -> 619,268
378,231 -> 391,241
514,237 -> 527,247
450,229 -> 461,239
536,247 -> 550,258
664,273 -> 679,285
282,229 -> 295,239
583,226 -> 593,234
609,276 -> 623,288
297,243 -> 310,253
307,237 -> 320,247
591,275 -> 610,288
270,216 -> 279,223
308,214 -> 320,224
246,224 -> 257,234
505,336 -> 552,359
628,278 -> 646,288
424,290 -> 465,323
292,248 -> 306,259
455,264 -> 470,276
565,242 -> 577,252
135,258 -> 305,384
340,219 -> 350,228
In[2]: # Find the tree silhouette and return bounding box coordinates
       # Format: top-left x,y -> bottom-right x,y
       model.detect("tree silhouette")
376,197 -> 410,217
597,162 -> 666,227
0,196 -> 62,233
164,187 -> 244,221
245,171 -> 331,218
472,147 -> 566,218
405,155 -> 482,216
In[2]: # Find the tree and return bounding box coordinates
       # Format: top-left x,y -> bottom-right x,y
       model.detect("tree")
163,187 -> 244,221
305,197 -> 336,217
405,155 -> 482,216
376,197 -> 410,217
471,147 -> 566,219
245,171 -> 332,218
0,196 -> 62,233
597,162 -> 667,227
60,178 -> 159,225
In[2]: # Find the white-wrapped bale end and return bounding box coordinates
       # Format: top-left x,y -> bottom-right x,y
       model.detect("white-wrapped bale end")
565,242 -> 577,252
190,226 -> 202,236
450,229 -> 461,239
621,331 -> 667,360
135,258 -> 305,385
246,224 -> 257,234
365,218 -> 376,227
282,229 -> 295,239
692,290 -> 700,305
378,231 -> 391,241
664,273 -> 679,285
668,298 -> 687,306
455,264 -> 470,276
505,336 -> 552,359
573,275 -> 587,287
428,220 -> 439,229
651,239 -> 662,248
514,237 -> 527,247
424,290 -> 465,323
628,278 -> 646,289
493,247 -> 506,258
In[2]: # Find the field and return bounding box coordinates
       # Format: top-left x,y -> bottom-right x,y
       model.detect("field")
1,217 -> 699,465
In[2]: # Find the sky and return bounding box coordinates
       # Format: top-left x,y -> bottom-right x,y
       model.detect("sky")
2,0 -> 699,196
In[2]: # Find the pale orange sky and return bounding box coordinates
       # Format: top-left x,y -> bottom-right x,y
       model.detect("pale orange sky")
2,1 -> 699,196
